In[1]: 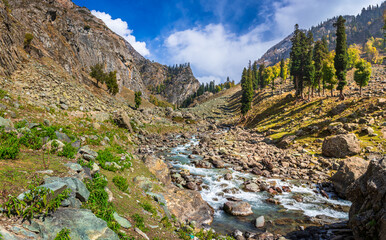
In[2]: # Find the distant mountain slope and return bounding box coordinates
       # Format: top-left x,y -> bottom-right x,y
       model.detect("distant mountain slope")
257,2 -> 385,66
0,0 -> 199,104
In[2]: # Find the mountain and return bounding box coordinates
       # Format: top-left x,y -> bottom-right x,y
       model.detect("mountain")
256,2 -> 385,66
0,0 -> 199,104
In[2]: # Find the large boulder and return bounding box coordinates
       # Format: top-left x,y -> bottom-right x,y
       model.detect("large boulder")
322,134 -> 361,158
347,157 -> 386,240
0,117 -> 14,130
277,135 -> 296,149
163,186 -> 214,226
330,157 -> 369,198
113,111 -> 133,133
33,208 -> 119,239
143,155 -> 171,185
223,201 -> 253,216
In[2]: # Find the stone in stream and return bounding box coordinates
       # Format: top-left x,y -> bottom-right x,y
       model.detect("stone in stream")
244,183 -> 260,192
330,156 -> 369,198
255,216 -> 265,228
223,201 -> 253,216
224,173 -> 233,180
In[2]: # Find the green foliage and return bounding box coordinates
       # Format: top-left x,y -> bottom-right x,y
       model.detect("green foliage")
112,176 -> 129,192
149,95 -> 175,109
160,216 -> 172,228
54,228 -> 71,240
90,64 -> 118,95
177,224 -> 234,240
1,0 -> 10,9
354,59 -> 372,95
140,202 -> 157,216
240,67 -> 253,115
134,91 -> 142,109
19,131 -> 43,150
24,33 -> 34,48
0,89 -> 8,99
2,185 -> 70,220
95,149 -> 132,171
84,25 -> 91,31
132,213 -> 148,232
0,232 -> 3,240
334,16 -> 348,96
58,142 -> 77,159
322,52 -> 337,96
313,38 -> 329,93
84,173 -> 121,233
0,129 -> 20,159
347,45 -> 361,69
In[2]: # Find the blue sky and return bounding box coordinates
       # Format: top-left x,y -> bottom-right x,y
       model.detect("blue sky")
73,0 -> 383,83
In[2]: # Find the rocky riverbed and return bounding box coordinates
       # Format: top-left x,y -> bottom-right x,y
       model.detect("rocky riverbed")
138,125 -> 358,239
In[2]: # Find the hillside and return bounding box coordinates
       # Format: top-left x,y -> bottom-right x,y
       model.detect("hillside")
257,2 -> 385,66
0,0 -> 199,104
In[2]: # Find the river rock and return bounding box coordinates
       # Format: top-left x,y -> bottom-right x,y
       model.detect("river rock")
223,201 -> 253,216
163,186 -> 214,225
33,208 -> 119,239
347,157 -> 386,240
255,216 -> 265,228
322,134 -> 361,158
330,157 -> 369,198
244,183 -> 260,192
143,155 -> 171,185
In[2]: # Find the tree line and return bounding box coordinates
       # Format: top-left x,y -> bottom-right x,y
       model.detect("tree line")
240,15 -> 374,115
89,63 -> 119,95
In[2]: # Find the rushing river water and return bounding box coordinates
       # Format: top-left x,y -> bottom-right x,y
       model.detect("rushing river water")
163,135 -> 351,235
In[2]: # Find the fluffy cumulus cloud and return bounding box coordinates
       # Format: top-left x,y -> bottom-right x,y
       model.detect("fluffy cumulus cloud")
164,0 -> 383,83
91,10 -> 150,56
165,24 -> 278,84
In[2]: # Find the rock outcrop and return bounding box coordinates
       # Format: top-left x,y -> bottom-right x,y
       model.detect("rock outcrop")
322,134 -> 361,158
330,157 -> 369,198
347,157 -> 386,240
1,0 -> 199,104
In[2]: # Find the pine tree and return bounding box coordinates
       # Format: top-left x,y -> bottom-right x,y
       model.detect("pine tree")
241,67 -> 253,115
258,63 -> 265,89
354,59 -> 372,96
252,62 -> 259,90
304,32 -> 315,99
313,38 -> 328,96
280,59 -> 285,80
290,24 -> 307,98
134,91 -> 142,109
334,16 -> 348,100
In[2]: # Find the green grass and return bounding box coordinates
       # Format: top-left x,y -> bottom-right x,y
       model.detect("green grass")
112,176 -> 129,192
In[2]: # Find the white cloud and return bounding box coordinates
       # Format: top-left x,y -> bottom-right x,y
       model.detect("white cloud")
163,0 -> 383,84
165,24 -> 278,84
91,10 -> 150,56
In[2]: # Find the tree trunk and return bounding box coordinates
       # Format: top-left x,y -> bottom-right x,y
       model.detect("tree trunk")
339,89 -> 344,100
360,86 -> 362,96
318,83 -> 321,97
331,89 -> 333,97
295,76 -> 299,97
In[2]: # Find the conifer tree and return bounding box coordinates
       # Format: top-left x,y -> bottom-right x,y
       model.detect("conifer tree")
334,16 -> 348,100
258,63 -> 265,89
313,38 -> 328,96
252,62 -> 259,90
280,59 -> 285,80
354,59 -> 372,96
304,32 -> 315,99
290,24 -> 307,98
241,67 -> 253,115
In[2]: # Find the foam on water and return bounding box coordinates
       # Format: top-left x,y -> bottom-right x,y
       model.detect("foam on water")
164,137 -> 351,233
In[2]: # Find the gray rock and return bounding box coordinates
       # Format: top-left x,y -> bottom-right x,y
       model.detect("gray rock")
113,111 -> 133,133
255,216 -> 265,228
17,182 -> 67,201
113,212 -> 131,228
78,146 -> 98,158
322,134 -> 361,158
45,177 -> 90,202
223,201 -> 253,216
135,227 -> 149,240
244,183 -> 260,192
33,208 -> 119,240
55,131 -> 71,143
60,104 -> 68,110
0,116 -> 14,130
361,127 -> 377,136
71,140 -> 81,149
65,163 -> 83,172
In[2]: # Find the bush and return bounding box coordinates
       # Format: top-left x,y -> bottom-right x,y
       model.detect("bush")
54,228 -> 71,240
112,176 -> 128,192
134,91 -> 142,109
84,173 -> 120,233
96,149 -> 132,171
2,185 -> 70,220
24,33 -> 34,48
90,64 -> 118,95
58,142 -> 77,159
140,202 -> 157,216
132,213 -> 148,232
19,131 -> 43,150
0,130 -> 20,159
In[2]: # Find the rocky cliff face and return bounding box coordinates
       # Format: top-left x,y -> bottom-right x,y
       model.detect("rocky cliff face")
257,2 -> 385,66
0,0 -> 199,104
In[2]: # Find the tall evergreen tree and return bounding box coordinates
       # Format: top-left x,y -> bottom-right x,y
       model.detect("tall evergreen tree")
241,67 -> 253,115
290,24 -> 307,98
280,59 -> 285,80
313,38 -> 328,96
258,63 -> 265,89
304,32 -> 315,99
334,16 -> 348,100
252,62 -> 259,90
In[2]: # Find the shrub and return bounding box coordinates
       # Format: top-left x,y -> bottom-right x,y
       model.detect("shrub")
96,149 -> 132,171
2,185 -> 70,220
19,131 -> 43,150
0,89 -> 8,99
58,142 -> 77,159
24,33 -> 34,48
54,228 -> 71,240
140,202 -> 157,216
134,91 -> 142,109
112,176 -> 128,192
132,213 -> 148,232
83,173 -> 120,233
0,130 -> 20,159
84,25 -> 91,31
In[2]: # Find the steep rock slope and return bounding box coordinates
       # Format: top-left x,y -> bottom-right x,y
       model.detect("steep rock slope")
257,3 -> 385,66
1,0 -> 199,104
